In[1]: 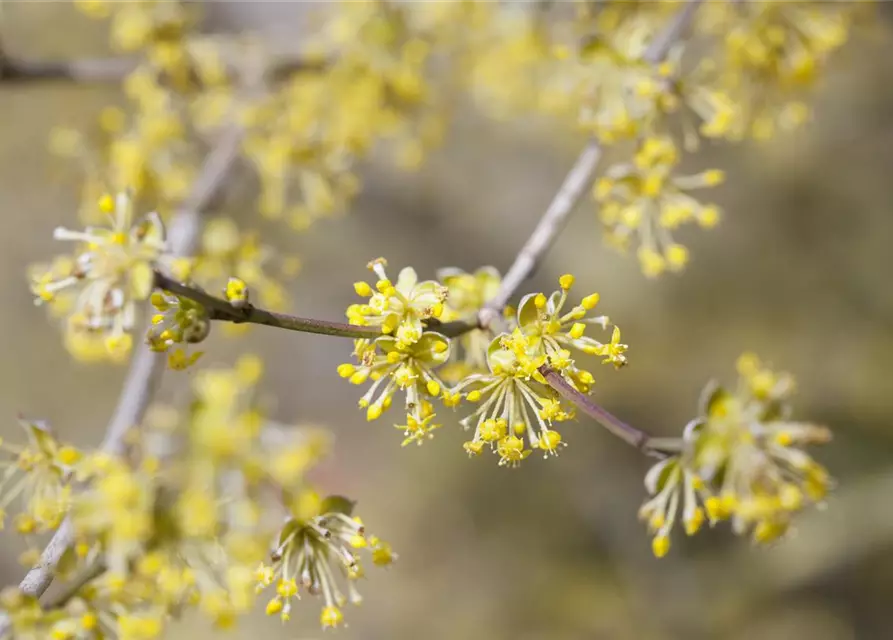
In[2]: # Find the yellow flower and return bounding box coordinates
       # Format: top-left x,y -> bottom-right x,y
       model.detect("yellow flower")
595,137 -> 723,276
31,193 -> 166,354
638,354 -> 832,555
257,496 -> 394,628
347,258 -> 448,349
0,419 -> 80,533
340,332 -> 451,445
515,275 -> 628,385
146,290 -> 209,370
453,331 -> 571,466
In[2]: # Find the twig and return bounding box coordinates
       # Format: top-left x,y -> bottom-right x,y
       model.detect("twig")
0,51 -> 326,84
642,0 -> 703,65
481,141 -> 603,324
0,55 -> 138,83
153,270 -> 479,340
541,367 -> 665,456
0,128 -> 243,627
499,1 -> 702,451
42,560 -> 107,611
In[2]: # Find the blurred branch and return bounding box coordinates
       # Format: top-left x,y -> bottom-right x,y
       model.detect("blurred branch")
480,0 -> 703,325
0,48 -> 326,84
0,54 -> 138,83
0,128 -> 243,631
154,270 -> 480,340
642,0 -> 703,64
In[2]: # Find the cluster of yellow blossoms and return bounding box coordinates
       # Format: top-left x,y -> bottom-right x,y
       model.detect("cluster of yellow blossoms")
9,1 -> 849,637
29,193 -> 167,361
56,1 -> 858,282
242,1 -> 464,227
29,191 -> 306,366
640,354 -> 832,558
463,1 -> 856,274
340,262 -> 627,464
0,359 -> 393,637
0,420 -> 80,543
594,136 -> 723,276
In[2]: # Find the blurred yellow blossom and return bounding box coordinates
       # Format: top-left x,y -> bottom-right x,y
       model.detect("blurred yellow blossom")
639,353 -> 832,556
30,193 -> 166,359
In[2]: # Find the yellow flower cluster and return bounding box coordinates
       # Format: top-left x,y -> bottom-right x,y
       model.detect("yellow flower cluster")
146,290 -> 208,370
340,259 -> 456,446
459,1 -> 858,275
0,420 -> 80,539
32,192 -> 305,366
62,1 -> 227,216
699,2 -> 852,141
454,275 -> 626,465
341,266 -> 627,464
640,353 -> 832,557
242,0 -> 464,229
594,136 -> 723,277
30,193 -> 167,361
256,490 -> 396,629
0,358 -> 391,635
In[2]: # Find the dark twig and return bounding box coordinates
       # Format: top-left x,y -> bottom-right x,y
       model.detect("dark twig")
153,270 -> 479,340
0,51 -> 326,85
540,367 -> 665,456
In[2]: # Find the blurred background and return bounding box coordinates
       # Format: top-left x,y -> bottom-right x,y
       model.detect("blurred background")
2,3 -> 893,639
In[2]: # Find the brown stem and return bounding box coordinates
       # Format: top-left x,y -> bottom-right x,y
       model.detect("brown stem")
481,141 -> 603,324
0,50 -> 326,84
541,367 -> 666,457
153,271 -> 480,340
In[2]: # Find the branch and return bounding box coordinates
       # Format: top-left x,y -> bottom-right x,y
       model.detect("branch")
0,128 -> 243,626
0,50 -> 326,84
642,0 -> 703,65
493,1 -> 703,451
481,141 -> 603,323
0,55 -> 138,83
540,367 -> 665,456
480,0 -> 703,326
153,270 -> 479,340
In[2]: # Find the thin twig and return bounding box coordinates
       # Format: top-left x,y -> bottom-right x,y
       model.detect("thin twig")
541,367 -> 664,456
154,270 -> 479,340
1,129 -> 243,626
0,51 -> 326,84
642,0 -> 703,65
500,0 -> 702,452
42,560 -> 107,611
0,55 -> 138,83
481,141 -> 603,325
